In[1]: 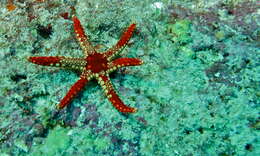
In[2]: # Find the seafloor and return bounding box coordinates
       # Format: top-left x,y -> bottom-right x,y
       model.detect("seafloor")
0,0 -> 259,156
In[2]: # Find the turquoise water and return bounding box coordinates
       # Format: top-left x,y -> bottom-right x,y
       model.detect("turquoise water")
0,0 -> 259,155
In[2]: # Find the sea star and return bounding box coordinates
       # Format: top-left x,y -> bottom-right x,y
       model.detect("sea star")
28,15 -> 143,113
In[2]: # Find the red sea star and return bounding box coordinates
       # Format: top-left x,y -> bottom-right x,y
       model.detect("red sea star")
28,15 -> 143,113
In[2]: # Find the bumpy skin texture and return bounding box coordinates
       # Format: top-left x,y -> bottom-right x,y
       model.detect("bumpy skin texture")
28,15 -> 143,113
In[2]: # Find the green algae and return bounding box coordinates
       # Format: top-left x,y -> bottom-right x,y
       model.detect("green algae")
68,128 -> 110,154
167,19 -> 192,45
30,126 -> 70,156
0,0 -> 259,155
14,140 -> 28,153
215,30 -> 226,41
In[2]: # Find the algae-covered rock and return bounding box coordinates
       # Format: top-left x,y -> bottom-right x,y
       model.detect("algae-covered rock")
30,126 -> 70,156
167,19 -> 192,44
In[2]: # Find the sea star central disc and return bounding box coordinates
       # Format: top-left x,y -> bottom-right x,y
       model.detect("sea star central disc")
86,53 -> 108,73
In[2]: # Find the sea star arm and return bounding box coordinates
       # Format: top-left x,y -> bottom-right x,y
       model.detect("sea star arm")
72,15 -> 96,56
28,56 -> 86,71
28,56 -> 65,66
58,77 -> 88,109
112,58 -> 143,67
105,23 -> 136,60
98,74 -> 137,113
108,58 -> 143,72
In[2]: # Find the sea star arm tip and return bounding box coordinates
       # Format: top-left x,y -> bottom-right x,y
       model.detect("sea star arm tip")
106,23 -> 137,59
113,57 -> 143,66
99,75 -> 137,113
58,77 -> 88,109
72,15 -> 95,56
28,56 -> 86,71
116,23 -> 136,47
107,58 -> 143,72
28,56 -> 65,67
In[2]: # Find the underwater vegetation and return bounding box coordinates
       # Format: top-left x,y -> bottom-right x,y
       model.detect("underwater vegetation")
0,0 -> 259,155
